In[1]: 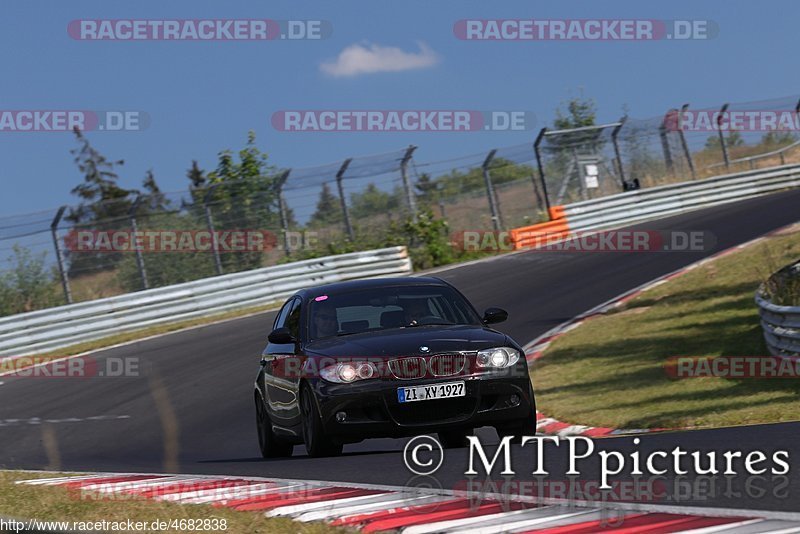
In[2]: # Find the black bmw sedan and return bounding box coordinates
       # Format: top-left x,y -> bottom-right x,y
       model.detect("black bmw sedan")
254,276 -> 536,457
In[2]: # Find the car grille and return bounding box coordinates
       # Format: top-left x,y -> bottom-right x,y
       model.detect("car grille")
388,353 -> 467,379
388,357 -> 426,380
429,353 -> 466,377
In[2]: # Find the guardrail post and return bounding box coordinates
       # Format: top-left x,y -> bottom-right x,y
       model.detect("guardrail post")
533,128 -> 552,214
275,169 -> 292,257
202,184 -> 223,275
678,104 -> 697,180
335,158 -> 355,240
129,196 -> 149,290
481,149 -> 503,232
611,118 -> 627,187
50,205 -> 73,305
400,145 -> 418,221
717,103 -> 730,170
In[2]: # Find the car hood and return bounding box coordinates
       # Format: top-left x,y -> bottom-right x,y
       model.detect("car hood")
304,324 -> 513,358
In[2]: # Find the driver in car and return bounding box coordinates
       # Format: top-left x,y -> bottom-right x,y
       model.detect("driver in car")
313,304 -> 339,338
404,298 -> 432,325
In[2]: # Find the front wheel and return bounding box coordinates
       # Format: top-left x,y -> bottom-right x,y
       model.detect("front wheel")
300,384 -> 343,457
255,394 -> 293,458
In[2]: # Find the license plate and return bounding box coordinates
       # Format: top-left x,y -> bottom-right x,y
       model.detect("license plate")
397,381 -> 465,403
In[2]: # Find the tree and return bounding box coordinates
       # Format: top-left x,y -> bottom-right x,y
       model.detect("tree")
0,246 -> 61,316
202,131 -> 284,272
704,130 -> 745,150
350,183 -> 401,219
414,173 -> 439,206
66,128 -> 132,227
761,131 -> 796,147
308,182 -> 342,228
553,95 -> 597,130
65,128 -> 135,276
138,169 -> 169,214
187,160 -> 206,189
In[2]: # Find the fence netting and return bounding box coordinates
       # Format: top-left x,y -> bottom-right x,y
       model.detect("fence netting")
4,93 -> 800,313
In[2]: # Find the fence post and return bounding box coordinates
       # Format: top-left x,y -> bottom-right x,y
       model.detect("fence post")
50,205 -> 73,305
129,196 -> 149,290
335,158 -> 355,240
400,145 -> 418,221
717,103 -> 730,170
275,169 -> 292,257
611,117 -> 627,187
533,128 -> 552,214
659,117 -> 675,176
481,149 -> 503,232
202,184 -> 223,275
678,104 -> 697,180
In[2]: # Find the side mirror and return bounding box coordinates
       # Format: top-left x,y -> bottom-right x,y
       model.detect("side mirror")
482,307 -> 508,325
268,327 -> 295,344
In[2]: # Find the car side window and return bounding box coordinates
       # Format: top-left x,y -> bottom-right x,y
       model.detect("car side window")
285,298 -> 302,340
273,298 -> 295,330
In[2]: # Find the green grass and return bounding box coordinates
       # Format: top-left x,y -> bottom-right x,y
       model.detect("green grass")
0,471 -> 351,534
531,225 -> 800,430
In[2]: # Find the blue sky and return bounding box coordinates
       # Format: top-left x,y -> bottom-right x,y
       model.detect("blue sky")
2,0 -> 799,216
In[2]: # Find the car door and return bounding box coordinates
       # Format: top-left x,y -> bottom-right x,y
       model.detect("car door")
279,297 -> 304,427
263,297 -> 297,426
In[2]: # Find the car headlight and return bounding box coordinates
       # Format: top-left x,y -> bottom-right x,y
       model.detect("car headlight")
320,362 -> 378,383
476,347 -> 520,369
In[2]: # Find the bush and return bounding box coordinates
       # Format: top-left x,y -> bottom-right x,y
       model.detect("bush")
762,260 -> 800,307
0,246 -> 62,317
279,209 -> 494,271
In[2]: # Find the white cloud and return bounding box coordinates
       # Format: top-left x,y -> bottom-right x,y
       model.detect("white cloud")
320,42 -> 440,77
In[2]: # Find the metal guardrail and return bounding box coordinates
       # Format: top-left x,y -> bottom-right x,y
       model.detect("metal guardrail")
562,163 -> 800,232
707,139 -> 800,169
0,246 -> 412,359
756,261 -> 800,359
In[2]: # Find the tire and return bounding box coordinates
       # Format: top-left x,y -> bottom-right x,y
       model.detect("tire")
255,393 -> 293,458
437,428 -> 472,449
300,384 -> 343,457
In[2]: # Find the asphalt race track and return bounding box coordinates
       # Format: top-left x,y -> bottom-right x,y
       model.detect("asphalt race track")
2,189 -> 799,514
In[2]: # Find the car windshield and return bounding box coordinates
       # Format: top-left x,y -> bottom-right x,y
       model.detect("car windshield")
308,285 -> 482,340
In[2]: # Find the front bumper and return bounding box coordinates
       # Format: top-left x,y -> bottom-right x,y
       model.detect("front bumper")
310,367 -> 535,441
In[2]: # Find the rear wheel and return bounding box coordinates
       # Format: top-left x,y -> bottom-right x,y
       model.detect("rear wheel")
300,384 -> 343,457
255,394 -> 293,458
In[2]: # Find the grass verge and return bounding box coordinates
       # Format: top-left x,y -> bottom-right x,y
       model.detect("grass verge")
0,471 -> 350,534
531,225 -> 800,430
